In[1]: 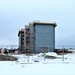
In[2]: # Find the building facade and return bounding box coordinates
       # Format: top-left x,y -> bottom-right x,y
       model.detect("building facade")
18,21 -> 57,53
18,29 -> 25,53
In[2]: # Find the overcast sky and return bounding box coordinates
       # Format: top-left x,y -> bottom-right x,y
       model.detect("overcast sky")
0,0 -> 75,47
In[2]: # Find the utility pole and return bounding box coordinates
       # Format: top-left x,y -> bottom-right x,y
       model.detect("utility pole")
62,46 -> 64,61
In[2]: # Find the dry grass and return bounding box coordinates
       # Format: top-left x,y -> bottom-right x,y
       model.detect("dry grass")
0,54 -> 17,61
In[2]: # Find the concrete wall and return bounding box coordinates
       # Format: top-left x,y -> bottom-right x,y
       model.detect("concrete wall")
34,24 -> 55,53
30,25 -> 34,52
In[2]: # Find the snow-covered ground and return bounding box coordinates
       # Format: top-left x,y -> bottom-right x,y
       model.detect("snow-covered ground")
0,52 -> 75,75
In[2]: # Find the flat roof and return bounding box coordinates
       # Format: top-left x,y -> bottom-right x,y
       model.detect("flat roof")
18,29 -> 24,36
29,20 -> 57,27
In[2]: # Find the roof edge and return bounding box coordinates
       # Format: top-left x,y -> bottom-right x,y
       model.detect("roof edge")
29,20 -> 57,27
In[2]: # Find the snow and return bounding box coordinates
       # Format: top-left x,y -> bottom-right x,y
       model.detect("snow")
45,52 -> 57,57
0,52 -> 75,75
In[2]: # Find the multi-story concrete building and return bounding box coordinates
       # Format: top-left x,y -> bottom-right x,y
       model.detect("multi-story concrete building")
18,29 -> 25,53
18,21 -> 57,53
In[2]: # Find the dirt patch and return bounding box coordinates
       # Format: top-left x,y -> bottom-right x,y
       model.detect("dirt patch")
0,55 -> 17,61
45,56 -> 57,59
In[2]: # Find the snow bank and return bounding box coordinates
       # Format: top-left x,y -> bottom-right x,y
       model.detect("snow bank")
36,53 -> 45,57
45,52 -> 57,57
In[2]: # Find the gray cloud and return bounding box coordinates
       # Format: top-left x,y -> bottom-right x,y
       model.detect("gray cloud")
0,0 -> 75,46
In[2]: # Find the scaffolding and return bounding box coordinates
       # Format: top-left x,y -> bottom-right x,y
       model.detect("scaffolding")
25,25 -> 30,52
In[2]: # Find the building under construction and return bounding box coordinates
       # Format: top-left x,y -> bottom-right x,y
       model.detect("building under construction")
18,21 -> 57,53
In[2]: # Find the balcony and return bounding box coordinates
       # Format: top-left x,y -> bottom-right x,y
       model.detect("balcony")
26,31 -> 30,34
26,39 -> 30,41
26,35 -> 30,37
